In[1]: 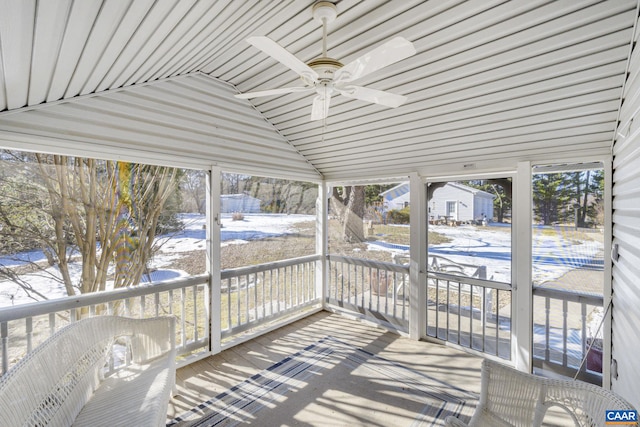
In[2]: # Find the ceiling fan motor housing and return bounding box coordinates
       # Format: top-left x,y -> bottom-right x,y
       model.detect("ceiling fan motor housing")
306,57 -> 343,82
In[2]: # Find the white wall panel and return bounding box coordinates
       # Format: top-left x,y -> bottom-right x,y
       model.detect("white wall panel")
611,4 -> 640,408
0,74 -> 321,181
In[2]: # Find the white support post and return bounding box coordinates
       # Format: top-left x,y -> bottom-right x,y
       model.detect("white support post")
513,161 -> 533,371
316,181 -> 328,308
208,166 -> 222,355
603,156 -> 612,388
409,173 -> 427,340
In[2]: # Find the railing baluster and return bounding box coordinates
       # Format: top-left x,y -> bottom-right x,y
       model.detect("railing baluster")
303,262 -> 308,303
1,322 -> 8,375
288,266 -> 292,308
283,267 -> 288,310
262,271 -> 266,315
340,261 -> 345,303
154,292 -> 160,318
562,299 -> 568,367
426,275 -> 430,334
352,263 -> 357,306
193,285 -> 198,343
470,285 -> 474,349
226,278 -> 232,331
435,278 -> 440,339
236,277 -> 241,327
495,290 -> 500,356
481,287 -> 486,352
387,271 -> 398,318
445,281 -> 451,342
297,264 -> 301,306
347,263 -> 351,306
181,287 -> 187,347
276,268 -> 281,314
269,269 -> 274,316
545,296 -> 551,362
581,302 -> 587,370
245,273 -> 250,324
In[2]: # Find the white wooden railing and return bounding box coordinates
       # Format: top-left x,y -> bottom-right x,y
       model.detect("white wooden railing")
2,254 -> 599,382
532,286 -> 604,384
0,275 -> 209,375
327,255 -> 410,331
220,255 -> 321,338
327,255 -> 512,358
426,272 -> 512,360
1,255 -> 322,375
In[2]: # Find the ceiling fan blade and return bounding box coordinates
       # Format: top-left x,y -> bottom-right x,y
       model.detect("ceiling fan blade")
311,95 -> 331,121
334,37 -> 416,83
247,36 -> 318,83
338,85 -> 407,108
235,86 -> 313,99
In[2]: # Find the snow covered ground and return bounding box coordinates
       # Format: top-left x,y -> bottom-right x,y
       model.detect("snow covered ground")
0,216 -> 602,308
0,213 -> 314,307
369,223 -> 603,285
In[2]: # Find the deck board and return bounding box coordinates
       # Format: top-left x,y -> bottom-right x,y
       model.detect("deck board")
168,311 -> 484,425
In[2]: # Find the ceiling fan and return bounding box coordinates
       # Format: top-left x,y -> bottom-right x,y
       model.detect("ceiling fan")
235,1 -> 416,121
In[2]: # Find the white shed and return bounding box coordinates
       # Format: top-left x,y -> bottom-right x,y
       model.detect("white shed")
220,194 -> 261,213
381,182 -> 495,222
429,183 -> 495,222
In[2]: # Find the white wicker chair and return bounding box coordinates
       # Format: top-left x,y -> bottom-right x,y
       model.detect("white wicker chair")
445,359 -> 635,427
0,315 -> 176,427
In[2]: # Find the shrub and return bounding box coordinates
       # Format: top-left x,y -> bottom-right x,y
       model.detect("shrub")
232,212 -> 244,221
387,207 -> 410,224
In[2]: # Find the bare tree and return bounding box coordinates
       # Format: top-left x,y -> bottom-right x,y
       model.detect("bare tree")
331,186 -> 365,242
0,154 -> 179,301
181,169 -> 207,213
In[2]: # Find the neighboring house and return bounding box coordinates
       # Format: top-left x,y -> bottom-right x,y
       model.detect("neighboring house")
381,182 -> 495,222
380,183 -> 410,210
220,194 -> 261,213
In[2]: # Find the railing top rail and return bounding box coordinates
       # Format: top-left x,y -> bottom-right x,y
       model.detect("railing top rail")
0,274 -> 209,323
221,254 -> 321,279
328,254 -> 409,273
533,285 -> 603,305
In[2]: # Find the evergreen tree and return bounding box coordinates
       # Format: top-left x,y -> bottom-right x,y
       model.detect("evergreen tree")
532,173 -> 571,225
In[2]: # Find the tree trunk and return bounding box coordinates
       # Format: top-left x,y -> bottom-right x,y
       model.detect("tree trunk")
342,186 -> 365,242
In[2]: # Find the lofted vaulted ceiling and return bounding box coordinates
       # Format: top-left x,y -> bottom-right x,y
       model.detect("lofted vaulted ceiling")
0,0 -> 637,181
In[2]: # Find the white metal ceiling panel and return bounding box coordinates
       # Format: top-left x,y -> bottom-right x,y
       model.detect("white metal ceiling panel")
0,0 -> 637,180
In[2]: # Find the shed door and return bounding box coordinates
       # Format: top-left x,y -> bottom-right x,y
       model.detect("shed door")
446,200 -> 457,220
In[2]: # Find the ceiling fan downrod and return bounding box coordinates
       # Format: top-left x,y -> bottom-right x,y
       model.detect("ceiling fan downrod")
313,1 -> 337,59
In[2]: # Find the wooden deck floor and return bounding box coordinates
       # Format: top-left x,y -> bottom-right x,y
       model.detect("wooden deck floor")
168,311 -> 484,425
